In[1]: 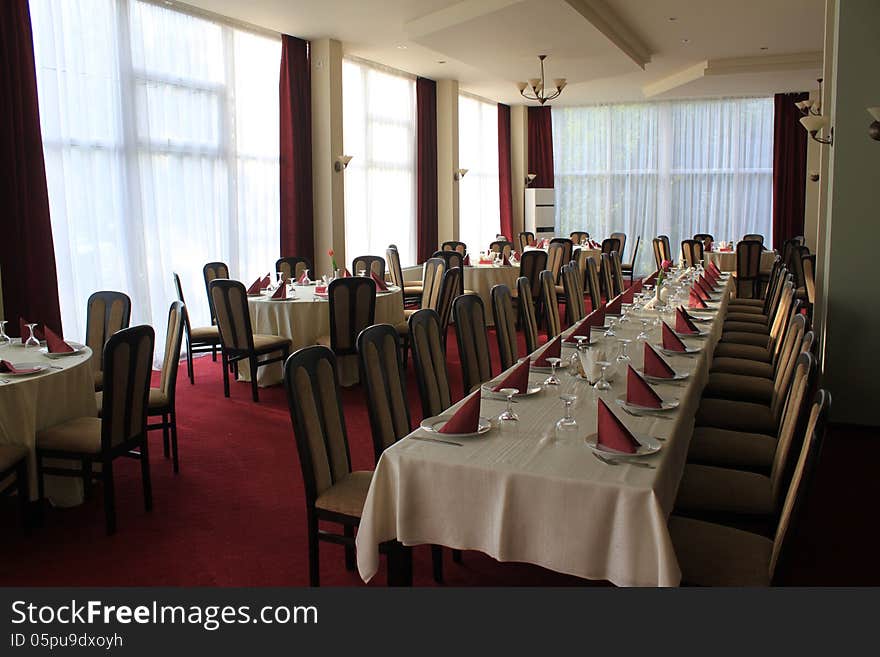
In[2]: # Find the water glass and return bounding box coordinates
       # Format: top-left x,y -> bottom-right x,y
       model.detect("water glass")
0,320 -> 9,348
555,394 -> 579,443
543,357 -> 562,386
497,388 -> 519,423
24,323 -> 40,348
593,361 -> 612,393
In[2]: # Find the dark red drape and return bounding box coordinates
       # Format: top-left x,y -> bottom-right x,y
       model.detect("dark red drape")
497,103 -> 513,241
527,106 -> 554,189
416,77 -> 438,264
279,35 -> 314,265
772,92 -> 809,247
0,0 -> 62,337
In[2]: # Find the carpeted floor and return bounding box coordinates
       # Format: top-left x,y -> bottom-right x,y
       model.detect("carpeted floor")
0,320 -> 877,587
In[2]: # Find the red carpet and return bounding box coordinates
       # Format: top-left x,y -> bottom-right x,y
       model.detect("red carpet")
1,318 -> 877,586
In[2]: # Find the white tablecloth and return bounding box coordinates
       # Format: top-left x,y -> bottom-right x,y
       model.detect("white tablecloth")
241,284 -> 405,387
704,250 -> 776,273
0,341 -> 96,506
356,276 -> 732,586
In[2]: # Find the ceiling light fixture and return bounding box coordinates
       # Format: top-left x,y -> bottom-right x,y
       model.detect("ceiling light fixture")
796,78 -> 833,146
517,55 -> 566,106
454,168 -> 468,181
334,155 -> 353,172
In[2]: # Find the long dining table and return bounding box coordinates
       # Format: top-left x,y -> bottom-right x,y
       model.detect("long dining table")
356,271 -> 732,587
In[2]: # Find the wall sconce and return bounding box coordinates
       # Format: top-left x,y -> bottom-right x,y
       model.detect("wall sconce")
334,155 -> 353,172
454,168 -> 468,181
809,171 -> 820,182
868,107 -> 880,141
796,79 -> 833,146
525,173 -> 537,185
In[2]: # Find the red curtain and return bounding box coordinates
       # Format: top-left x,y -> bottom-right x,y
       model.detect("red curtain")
416,77 -> 438,264
0,0 -> 62,337
527,106 -> 554,188
279,35 -> 314,265
772,92 -> 809,247
497,103 -> 513,241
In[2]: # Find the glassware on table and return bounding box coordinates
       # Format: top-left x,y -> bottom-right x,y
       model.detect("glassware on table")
619,303 -> 632,324
357,268 -> 367,277
593,361 -> 612,393
555,393 -> 579,442
24,323 -> 40,348
497,387 -> 519,422
276,271 -> 285,287
0,320 -> 9,347
543,357 -> 562,386
574,335 -> 591,352
604,317 -> 617,338
637,319 -> 651,342
614,339 -> 632,376
301,269 -> 312,285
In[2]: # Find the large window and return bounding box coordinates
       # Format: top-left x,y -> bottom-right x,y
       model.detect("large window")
343,58 -> 417,266
458,94 -> 500,252
553,97 -> 773,274
30,0 -> 280,363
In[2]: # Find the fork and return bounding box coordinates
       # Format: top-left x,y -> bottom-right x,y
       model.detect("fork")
621,406 -> 672,421
593,452 -> 655,469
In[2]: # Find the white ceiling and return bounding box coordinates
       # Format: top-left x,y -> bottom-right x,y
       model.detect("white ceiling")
180,0 -> 826,104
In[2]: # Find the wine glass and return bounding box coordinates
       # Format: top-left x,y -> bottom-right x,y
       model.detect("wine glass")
301,269 -> 312,285
276,271 -> 285,288
357,268 -> 366,278
619,303 -> 632,324
543,357 -> 562,386
555,394 -> 579,442
0,320 -> 9,348
593,361 -> 612,393
497,388 -> 519,422
604,317 -> 617,338
574,335 -> 591,352
615,339 -> 632,376
24,323 -> 40,348
637,319 -> 651,342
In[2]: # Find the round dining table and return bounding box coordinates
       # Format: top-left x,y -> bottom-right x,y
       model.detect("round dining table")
0,340 -> 96,506
463,264 -> 520,325
242,283 -> 405,387
704,249 -> 777,274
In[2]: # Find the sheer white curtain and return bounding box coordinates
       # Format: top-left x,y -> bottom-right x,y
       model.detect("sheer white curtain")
553,97 -> 773,274
458,94 -> 500,252
343,58 -> 417,267
30,0 -> 280,364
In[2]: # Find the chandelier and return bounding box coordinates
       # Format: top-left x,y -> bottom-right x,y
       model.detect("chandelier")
517,55 -> 566,105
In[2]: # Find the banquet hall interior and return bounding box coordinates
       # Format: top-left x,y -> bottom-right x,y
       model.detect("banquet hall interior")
1,0 -> 877,588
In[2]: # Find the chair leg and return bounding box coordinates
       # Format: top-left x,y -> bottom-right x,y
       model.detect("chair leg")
140,439 -> 153,512
221,352 -> 230,398
170,411 -> 180,474
250,355 -> 259,402
431,545 -> 444,583
344,524 -> 356,571
452,549 -> 463,564
307,514 -> 320,587
186,339 -> 194,384
82,459 -> 93,500
162,416 -> 170,459
212,344 -> 217,361
103,459 -> 117,535
16,460 -> 30,532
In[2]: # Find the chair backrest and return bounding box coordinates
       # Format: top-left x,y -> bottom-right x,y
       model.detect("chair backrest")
491,284 -> 518,371
86,291 -> 132,372
769,389 -> 830,583
549,237 -> 573,266
599,253 -> 616,301
802,254 -> 816,306
441,241 -> 467,255
770,313 -> 808,421
546,242 -> 566,282
767,281 -> 796,362
99,325 -> 154,450
652,236 -> 671,269
780,238 -> 799,269
693,233 -> 714,243
743,233 -> 764,246
453,294 -> 493,394
561,263 -> 585,325
584,256 -> 603,308
489,241 -> 513,259
328,277 -> 377,357
540,269 -> 561,338
609,232 -> 627,259
761,257 -> 784,310
735,240 -> 764,298
158,301 -> 185,407
408,309 -> 452,418
210,279 -> 256,353
283,346 -> 353,508
601,237 -> 620,256
435,267 -> 462,338
570,231 -> 590,245
357,323 -> 411,463
681,239 -> 705,268
610,251 -> 626,296
420,258 -> 447,311
516,276 -> 539,355
788,245 -> 809,290
203,262 -> 229,324
172,272 -> 193,339
519,249 -> 547,300
431,250 -> 465,295
518,232 -> 535,251
624,235 -> 641,268
276,257 -> 311,282
351,255 -> 385,279
386,246 -> 405,287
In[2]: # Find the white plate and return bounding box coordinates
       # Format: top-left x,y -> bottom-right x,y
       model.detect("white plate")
673,329 -> 709,339
584,432 -> 662,457
683,314 -> 713,323
616,395 -> 679,412
0,362 -> 47,377
562,336 -> 595,347
39,342 -> 87,359
657,344 -> 702,356
481,383 -> 543,398
638,369 -> 690,383
419,415 -> 492,438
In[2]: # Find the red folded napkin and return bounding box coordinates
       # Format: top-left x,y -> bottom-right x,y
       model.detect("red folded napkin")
297,271 -> 310,284
606,294 -> 622,315
370,271 -> 388,291
19,319 -> 44,342
689,287 -> 708,308
589,306 -> 606,328
621,286 -> 635,304
0,360 -> 41,375
439,391 -> 482,434
694,279 -> 711,301
271,283 -> 287,300
260,274 -> 271,289
315,285 -> 327,294
502,254 -> 511,266
463,254 -> 471,266
675,307 -> 700,334
627,365 -> 663,408
662,322 -> 687,352
708,261 -> 722,277
45,326 -> 74,353
493,358 -> 531,393
705,267 -> 719,285
246,277 -> 263,294
644,343 -> 676,378
532,335 -> 561,367
597,398 -> 640,454
632,279 -> 643,293
644,271 -> 658,285
700,274 -> 717,291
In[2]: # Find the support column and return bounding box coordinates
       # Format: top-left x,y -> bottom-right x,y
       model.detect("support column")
311,38 -> 345,271
510,105 -> 528,239
436,79 -> 459,244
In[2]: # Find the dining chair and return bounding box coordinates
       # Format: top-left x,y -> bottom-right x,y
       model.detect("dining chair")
582,255 -> 603,312
681,239 -> 705,269
669,389 -> 829,586
491,284 -> 519,371
431,250 -> 468,295
386,246 -> 423,307
742,233 -> 765,247
147,301 -> 185,473
735,240 -> 764,299
801,254 -> 816,316
319,277 -> 377,358
276,257 -> 312,283
408,309 -> 453,419
727,257 -> 783,315
516,276 -> 540,355
693,233 -> 714,243
549,238 -> 573,271
209,279 -> 292,402
601,237 -> 621,256
652,237 -> 665,270
435,267 -> 462,350
0,445 -> 29,531
453,294 -> 493,395
36,325 -> 155,535
620,235 -> 641,283
517,248 -> 547,317
488,240 -> 514,260
569,231 -> 590,245
540,270 -> 561,338
441,241 -> 467,255
599,254 -> 616,302
609,232 -> 627,259
561,263 -> 585,325
173,272 -> 221,384
518,231 -> 535,252
86,290 -> 131,392
351,255 -> 385,279
610,251 -> 626,297
203,261 -> 229,330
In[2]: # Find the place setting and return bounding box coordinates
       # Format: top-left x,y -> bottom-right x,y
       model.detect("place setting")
657,322 -> 702,357
416,391 -> 491,445
583,398 -> 663,468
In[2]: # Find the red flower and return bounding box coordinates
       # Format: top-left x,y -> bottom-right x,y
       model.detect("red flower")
328,249 -> 335,256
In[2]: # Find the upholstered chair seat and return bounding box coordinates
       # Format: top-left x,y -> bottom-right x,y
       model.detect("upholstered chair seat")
190,325 -> 220,341
720,331 -> 771,347
394,321 -> 409,335
675,464 -> 776,517
710,357 -> 774,378
695,398 -> 776,434
686,426 -> 777,472
713,343 -> 772,362
702,373 -> 774,404
728,299 -> 765,309
97,388 -> 169,413
724,312 -> 767,324
37,417 -> 103,453
722,321 -> 771,335
253,334 -> 292,351
314,471 -> 374,517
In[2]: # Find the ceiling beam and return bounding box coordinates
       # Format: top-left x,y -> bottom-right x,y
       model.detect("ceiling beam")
405,0 -> 524,39
642,61 -> 708,98
563,0 -> 652,69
